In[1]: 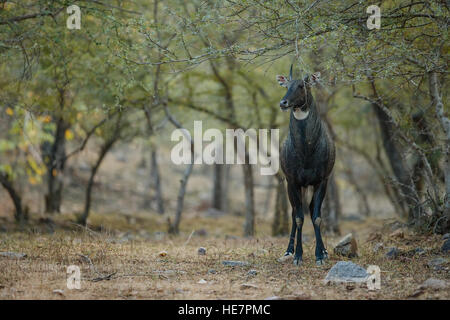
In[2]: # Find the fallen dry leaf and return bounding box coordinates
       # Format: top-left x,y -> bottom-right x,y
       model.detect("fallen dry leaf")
158,250 -> 167,257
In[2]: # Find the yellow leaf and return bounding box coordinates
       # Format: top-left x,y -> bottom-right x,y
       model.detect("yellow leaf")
52,169 -> 58,177
5,107 -> 14,116
27,156 -> 45,176
42,115 -> 52,123
65,129 -> 74,141
29,177 -> 37,185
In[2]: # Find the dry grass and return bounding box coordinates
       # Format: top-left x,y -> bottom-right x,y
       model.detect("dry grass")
0,212 -> 449,300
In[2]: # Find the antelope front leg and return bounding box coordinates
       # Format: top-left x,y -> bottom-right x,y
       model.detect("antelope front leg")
288,183 -> 304,266
310,180 -> 328,266
278,182 -> 298,263
286,210 -> 296,255
278,209 -> 296,263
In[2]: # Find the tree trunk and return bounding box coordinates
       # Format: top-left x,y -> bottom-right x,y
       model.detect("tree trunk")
212,163 -> 224,211
322,172 -> 341,234
0,172 -> 25,223
372,103 -> 419,223
164,103 -> 195,235
242,162 -> 255,237
429,71 -> 450,232
211,163 -> 230,212
142,103 -> 165,214
78,139 -> 116,226
272,174 -> 289,236
43,117 -> 69,214
222,164 -> 230,213
168,162 -> 194,235
150,148 -> 164,214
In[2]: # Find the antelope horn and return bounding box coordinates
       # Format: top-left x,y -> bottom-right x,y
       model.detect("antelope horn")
289,64 -> 293,81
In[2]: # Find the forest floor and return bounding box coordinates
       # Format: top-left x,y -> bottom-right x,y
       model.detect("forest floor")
0,212 -> 449,300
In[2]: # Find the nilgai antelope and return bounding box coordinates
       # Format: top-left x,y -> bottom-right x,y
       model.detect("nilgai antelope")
276,65 -> 335,266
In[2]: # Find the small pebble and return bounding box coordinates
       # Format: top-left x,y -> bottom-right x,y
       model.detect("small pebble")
247,269 -> 258,276
385,247 -> 399,259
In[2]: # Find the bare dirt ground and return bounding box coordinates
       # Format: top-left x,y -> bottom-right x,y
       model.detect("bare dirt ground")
0,212 -> 448,300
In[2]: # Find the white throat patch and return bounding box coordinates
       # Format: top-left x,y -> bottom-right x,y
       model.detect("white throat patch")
293,108 -> 309,120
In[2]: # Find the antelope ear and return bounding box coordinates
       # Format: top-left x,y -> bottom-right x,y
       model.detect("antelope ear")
310,72 -> 321,85
276,75 -> 289,87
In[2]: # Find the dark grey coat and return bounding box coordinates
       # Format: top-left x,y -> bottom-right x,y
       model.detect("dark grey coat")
280,99 -> 335,188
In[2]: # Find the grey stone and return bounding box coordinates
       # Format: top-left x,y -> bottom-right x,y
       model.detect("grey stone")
419,278 -> 449,290
247,269 -> 258,276
208,269 -> 217,274
334,233 -> 358,258
443,233 -> 450,240
413,247 -> 426,256
427,257 -> 448,270
0,252 -> 27,259
222,260 -> 249,267
385,247 -> 399,259
324,261 -> 368,284
442,239 -> 450,253
406,247 -> 426,256
198,247 -> 206,255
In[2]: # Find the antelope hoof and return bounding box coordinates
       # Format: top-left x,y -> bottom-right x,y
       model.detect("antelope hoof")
323,250 -> 329,260
278,252 -> 293,263
316,259 -> 326,266
293,258 -> 303,266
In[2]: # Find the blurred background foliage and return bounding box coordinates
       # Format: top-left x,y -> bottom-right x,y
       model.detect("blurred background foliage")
0,0 -> 448,235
